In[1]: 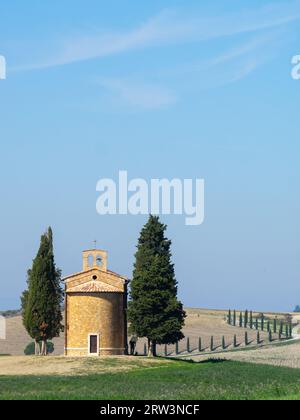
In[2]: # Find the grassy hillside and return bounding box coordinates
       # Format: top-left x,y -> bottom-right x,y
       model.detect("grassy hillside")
1,308 -> 274,356
1,358 -> 300,400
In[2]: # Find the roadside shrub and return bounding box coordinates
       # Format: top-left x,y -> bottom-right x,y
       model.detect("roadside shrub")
24,341 -> 54,356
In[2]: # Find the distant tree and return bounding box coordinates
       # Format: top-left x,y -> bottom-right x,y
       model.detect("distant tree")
21,228 -> 64,356
233,310 -> 236,327
273,318 -> 277,334
198,338 -> 202,352
289,323 -> 293,339
249,311 -> 253,329
269,330 -> 273,343
210,336 -> 214,352
244,310 -> 248,328
261,314 -> 265,332
239,312 -> 243,328
233,335 -> 237,348
279,321 -> 284,337
228,310 -> 232,325
294,305 -> 300,313
187,337 -> 190,353
128,216 -> 186,357
222,336 -> 226,350
285,324 -> 289,339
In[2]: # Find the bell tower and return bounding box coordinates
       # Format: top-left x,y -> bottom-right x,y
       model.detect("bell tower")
82,249 -> 108,272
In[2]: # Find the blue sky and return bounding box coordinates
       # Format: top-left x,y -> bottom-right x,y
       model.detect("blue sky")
0,0 -> 299,311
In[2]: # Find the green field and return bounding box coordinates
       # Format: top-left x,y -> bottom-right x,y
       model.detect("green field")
1,359 -> 300,400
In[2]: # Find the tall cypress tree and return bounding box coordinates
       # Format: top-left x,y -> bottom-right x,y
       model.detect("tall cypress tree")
250,311 -> 253,329
21,228 -> 64,356
244,310 -> 248,328
233,310 -> 236,327
128,216 -> 186,357
239,312 -> 243,328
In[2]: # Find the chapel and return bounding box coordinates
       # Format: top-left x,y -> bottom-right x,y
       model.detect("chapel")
63,248 -> 129,357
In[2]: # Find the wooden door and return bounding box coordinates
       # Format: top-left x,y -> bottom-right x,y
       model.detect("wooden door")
89,335 -> 98,354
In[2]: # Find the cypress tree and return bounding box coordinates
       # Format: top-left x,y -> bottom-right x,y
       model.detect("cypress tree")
279,321 -> 284,337
233,335 -> 237,348
233,310 -> 236,327
228,310 -> 232,325
21,228 -> 63,356
257,331 -> 260,345
222,336 -> 226,350
255,318 -> 259,330
245,332 -> 248,346
274,318 -> 277,334
285,324 -> 289,339
198,338 -> 202,352
210,336 -> 214,352
267,321 -> 270,333
128,216 -> 186,357
239,312 -> 243,328
187,337 -> 190,353
261,315 -> 265,332
244,310 -> 248,328
289,323 -> 293,338
250,311 -> 253,329
175,341 -> 179,355
269,330 -> 272,342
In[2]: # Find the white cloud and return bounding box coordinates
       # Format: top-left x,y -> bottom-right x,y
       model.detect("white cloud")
17,0 -> 300,70
99,79 -> 177,110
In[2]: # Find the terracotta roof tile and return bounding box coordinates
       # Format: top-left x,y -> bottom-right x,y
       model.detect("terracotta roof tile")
67,280 -> 121,293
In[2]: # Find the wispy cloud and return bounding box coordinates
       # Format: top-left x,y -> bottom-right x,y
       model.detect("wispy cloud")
16,0 -> 300,70
99,79 -> 177,110
148,31 -> 281,93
